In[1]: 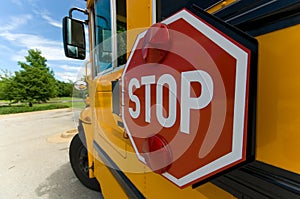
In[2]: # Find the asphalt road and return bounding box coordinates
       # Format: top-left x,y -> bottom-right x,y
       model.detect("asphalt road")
0,109 -> 101,199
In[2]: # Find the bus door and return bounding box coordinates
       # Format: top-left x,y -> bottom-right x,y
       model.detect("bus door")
91,0 -> 128,159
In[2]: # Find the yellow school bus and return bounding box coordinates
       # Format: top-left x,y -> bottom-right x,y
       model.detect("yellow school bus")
63,0 -> 300,198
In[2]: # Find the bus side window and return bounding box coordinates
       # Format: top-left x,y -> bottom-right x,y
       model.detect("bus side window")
94,0 -> 127,75
116,0 -> 127,67
94,0 -> 113,74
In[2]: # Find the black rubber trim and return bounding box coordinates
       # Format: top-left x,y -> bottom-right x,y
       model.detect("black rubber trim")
112,80 -> 120,115
211,0 -> 300,36
93,141 -> 146,199
158,0 -> 300,36
214,0 -> 300,24
212,161 -> 300,199
77,120 -> 87,146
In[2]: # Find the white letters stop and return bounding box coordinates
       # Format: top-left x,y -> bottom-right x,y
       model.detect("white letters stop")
128,70 -> 214,134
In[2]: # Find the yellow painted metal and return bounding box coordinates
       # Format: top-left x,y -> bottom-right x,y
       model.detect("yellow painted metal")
145,173 -> 236,199
79,0 -> 271,198
77,0 -> 300,199
93,158 -> 128,198
86,0 -> 94,8
79,107 -> 95,178
93,130 -> 236,198
70,0 -> 300,197
256,25 -> 300,174
126,0 -> 152,54
83,0 -> 238,198
116,136 -> 236,198
95,68 -> 124,92
207,0 -> 237,14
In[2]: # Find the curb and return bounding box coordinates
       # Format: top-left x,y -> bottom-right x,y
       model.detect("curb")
61,128 -> 78,138
0,108 -> 72,118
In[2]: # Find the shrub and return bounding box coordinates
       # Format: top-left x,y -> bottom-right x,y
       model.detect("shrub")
0,103 -> 70,114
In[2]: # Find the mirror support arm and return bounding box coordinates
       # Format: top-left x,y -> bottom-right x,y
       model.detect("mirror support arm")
69,7 -> 89,24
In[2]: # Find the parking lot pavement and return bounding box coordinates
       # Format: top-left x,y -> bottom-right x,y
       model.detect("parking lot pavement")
0,109 -> 101,199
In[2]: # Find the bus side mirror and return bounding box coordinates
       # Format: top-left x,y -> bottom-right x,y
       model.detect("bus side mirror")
62,17 -> 86,60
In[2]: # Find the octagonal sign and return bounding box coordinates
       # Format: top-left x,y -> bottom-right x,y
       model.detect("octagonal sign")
121,9 -> 257,188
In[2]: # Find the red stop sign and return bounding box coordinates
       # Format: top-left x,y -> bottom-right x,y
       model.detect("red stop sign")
122,9 -> 257,187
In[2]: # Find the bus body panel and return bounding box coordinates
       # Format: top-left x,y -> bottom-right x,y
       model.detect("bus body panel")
74,0 -> 300,198
256,24 -> 300,174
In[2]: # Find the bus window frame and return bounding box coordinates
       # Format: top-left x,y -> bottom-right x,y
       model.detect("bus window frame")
93,0 -> 117,78
91,0 -> 127,78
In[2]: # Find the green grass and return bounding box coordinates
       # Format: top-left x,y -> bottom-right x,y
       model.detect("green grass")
0,100 -> 10,104
49,97 -> 83,102
72,101 -> 86,109
0,97 -> 87,115
0,103 -> 70,114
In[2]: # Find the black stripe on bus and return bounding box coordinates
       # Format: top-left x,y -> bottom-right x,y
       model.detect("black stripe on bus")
211,161 -> 300,199
157,0 -> 300,36
93,141 -> 146,199
211,0 -> 300,36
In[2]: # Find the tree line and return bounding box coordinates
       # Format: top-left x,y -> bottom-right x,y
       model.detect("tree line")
0,49 -> 74,106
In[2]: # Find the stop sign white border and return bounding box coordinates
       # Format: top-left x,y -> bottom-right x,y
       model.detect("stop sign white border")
122,9 -> 249,187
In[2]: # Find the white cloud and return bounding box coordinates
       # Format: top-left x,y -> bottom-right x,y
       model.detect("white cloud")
0,15 -> 32,32
41,14 -> 62,28
50,62 -> 87,82
59,65 -> 81,72
10,49 -> 28,62
33,9 -> 62,28
0,32 -> 60,46
0,44 -> 14,52
0,32 -> 71,62
55,71 -> 78,82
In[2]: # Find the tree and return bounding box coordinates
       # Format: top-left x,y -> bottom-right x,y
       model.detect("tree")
13,49 -> 57,106
0,69 -> 15,102
56,80 -> 73,97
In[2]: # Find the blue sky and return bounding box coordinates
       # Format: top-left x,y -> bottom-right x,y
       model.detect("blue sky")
0,0 -> 87,82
